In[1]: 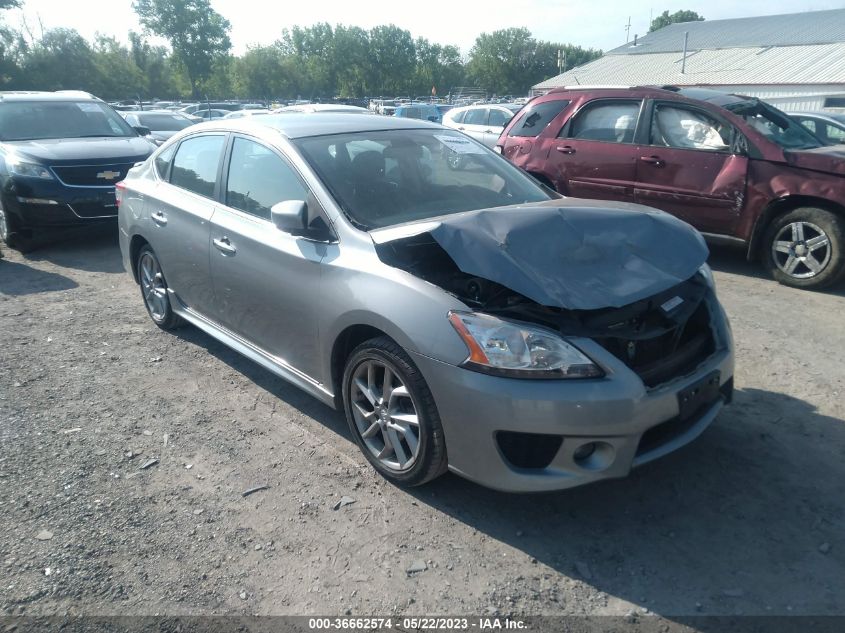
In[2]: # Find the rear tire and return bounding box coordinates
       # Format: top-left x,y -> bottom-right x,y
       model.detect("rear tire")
136,245 -> 184,330
341,336 -> 448,487
762,207 -> 845,289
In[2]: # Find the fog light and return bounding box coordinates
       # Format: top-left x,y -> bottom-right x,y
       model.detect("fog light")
573,442 -> 596,461
573,441 -> 615,471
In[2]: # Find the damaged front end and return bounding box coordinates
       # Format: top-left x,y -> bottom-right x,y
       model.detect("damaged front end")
373,203 -> 722,389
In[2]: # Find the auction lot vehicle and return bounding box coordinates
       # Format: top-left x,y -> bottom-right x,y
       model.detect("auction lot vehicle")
118,114 -> 734,492
789,111 -> 845,146
0,91 -> 156,250
500,87 -> 845,289
443,103 -> 521,148
120,110 -> 196,146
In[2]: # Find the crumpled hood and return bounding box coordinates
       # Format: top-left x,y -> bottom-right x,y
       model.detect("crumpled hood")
371,200 -> 709,310
784,147 -> 845,177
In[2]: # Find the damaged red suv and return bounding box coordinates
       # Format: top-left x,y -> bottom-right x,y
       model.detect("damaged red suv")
499,86 -> 845,289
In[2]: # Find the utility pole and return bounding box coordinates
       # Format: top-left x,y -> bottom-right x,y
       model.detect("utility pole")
625,16 -> 632,42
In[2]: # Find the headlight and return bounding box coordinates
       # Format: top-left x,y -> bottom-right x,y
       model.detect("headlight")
448,311 -> 603,379
6,156 -> 54,180
698,263 -> 715,289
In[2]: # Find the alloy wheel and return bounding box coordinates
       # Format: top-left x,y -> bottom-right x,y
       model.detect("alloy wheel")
771,221 -> 831,279
139,252 -> 170,321
350,359 -> 421,472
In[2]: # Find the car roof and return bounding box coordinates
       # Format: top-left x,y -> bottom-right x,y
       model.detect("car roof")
191,112 -> 440,139
0,90 -> 99,102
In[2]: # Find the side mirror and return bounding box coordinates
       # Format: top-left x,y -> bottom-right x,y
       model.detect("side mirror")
133,125 -> 152,137
271,200 -> 308,234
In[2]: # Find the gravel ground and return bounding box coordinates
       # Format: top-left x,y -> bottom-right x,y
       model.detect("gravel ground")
1,228 -> 844,625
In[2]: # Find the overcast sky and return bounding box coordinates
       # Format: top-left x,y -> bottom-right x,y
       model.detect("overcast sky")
9,0 -> 845,55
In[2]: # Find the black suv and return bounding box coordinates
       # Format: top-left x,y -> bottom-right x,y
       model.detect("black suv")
0,91 -> 156,250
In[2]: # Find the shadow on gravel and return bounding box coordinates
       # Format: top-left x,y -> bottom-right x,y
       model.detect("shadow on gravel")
408,387 -> 845,616
0,260 -> 78,295
174,325 -> 349,435
22,224 -> 123,274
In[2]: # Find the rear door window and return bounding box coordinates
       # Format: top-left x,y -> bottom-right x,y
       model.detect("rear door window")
450,110 -> 466,124
170,134 -> 226,198
488,108 -> 512,128
566,100 -> 641,143
464,108 -> 488,126
509,100 -> 570,137
154,143 -> 176,180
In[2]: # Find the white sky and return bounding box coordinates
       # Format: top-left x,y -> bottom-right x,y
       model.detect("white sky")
9,0 -> 845,55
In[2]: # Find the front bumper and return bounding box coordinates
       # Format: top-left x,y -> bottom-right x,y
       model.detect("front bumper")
411,303 -> 735,493
3,180 -> 119,230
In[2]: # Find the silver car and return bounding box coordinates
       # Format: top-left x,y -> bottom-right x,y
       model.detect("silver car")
117,114 -> 735,492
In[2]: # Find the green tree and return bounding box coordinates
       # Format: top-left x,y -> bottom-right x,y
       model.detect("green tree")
133,0 -> 231,98
21,28 -> 99,92
367,25 -> 415,96
467,28 -> 599,95
0,0 -> 23,86
91,35 -> 146,100
129,31 -> 186,99
649,10 -> 705,32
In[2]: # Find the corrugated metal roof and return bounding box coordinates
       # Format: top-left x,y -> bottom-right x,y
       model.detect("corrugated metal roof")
608,9 -> 845,54
533,43 -> 845,90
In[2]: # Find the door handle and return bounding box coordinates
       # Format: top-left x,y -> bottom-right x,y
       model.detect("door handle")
483,129 -> 493,133
151,211 -> 167,226
556,145 -> 576,154
640,155 -> 664,166
457,126 -> 465,130
213,237 -> 236,255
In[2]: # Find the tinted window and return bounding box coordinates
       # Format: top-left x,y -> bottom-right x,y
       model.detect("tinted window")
651,105 -> 731,151
295,129 -> 552,230
137,113 -> 194,131
226,137 -> 308,220
464,108 -> 488,126
0,100 -> 136,141
450,110 -> 466,124
488,108 -> 512,128
170,135 -> 225,198
567,100 -> 640,143
510,100 -> 569,137
154,143 -> 176,179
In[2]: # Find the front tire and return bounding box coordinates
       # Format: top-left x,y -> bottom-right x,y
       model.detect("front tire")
136,245 -> 183,330
0,200 -> 33,252
763,207 -> 845,289
341,336 -> 448,487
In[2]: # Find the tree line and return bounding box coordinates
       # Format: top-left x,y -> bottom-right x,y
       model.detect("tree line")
0,0 -> 602,101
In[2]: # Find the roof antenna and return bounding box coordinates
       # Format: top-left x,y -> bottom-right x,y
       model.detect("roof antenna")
680,31 -> 689,74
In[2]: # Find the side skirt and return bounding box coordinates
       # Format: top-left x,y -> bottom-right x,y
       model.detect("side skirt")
171,293 -> 337,409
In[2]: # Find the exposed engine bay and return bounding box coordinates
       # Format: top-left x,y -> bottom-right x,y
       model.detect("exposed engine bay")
375,232 -> 716,388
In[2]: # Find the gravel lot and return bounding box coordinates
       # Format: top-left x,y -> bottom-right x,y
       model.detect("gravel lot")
1,228 -> 844,625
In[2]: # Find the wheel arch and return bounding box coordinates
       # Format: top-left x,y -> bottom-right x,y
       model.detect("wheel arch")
748,195 -> 845,261
128,234 -> 151,283
329,324 -> 392,409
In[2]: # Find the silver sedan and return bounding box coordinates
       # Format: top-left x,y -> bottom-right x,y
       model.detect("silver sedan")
117,114 -> 734,492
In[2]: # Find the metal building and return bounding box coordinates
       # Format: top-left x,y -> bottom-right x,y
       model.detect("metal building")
532,9 -> 845,111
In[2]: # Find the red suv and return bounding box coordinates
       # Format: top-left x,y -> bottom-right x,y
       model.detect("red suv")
499,86 -> 845,289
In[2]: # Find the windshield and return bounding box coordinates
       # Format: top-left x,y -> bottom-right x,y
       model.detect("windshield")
0,101 -> 137,141
135,113 -> 193,131
295,129 -> 554,230
725,99 -> 822,150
